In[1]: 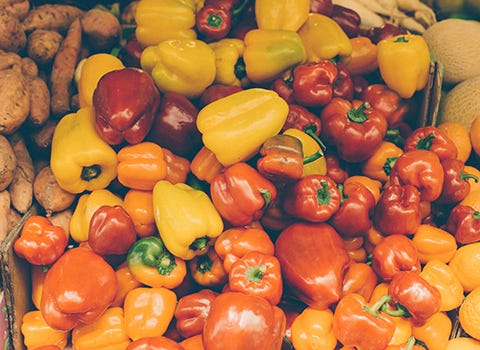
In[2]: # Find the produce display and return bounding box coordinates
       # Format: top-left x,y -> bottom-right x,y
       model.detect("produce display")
0,0 -> 479,349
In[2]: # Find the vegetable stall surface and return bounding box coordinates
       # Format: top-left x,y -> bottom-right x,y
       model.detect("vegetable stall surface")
0,0 -> 479,349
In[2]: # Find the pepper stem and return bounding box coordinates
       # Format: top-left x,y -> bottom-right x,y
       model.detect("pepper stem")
473,211 -> 480,220
394,36 -> 409,43
189,236 -> 210,252
381,301 -> 409,317
304,125 -> 327,152
207,13 -> 223,28
317,180 -> 332,205
232,0 -> 251,17
385,128 -> 405,148
157,252 -> 177,275
245,264 -> 267,282
337,184 -> 346,204
405,336 -> 416,350
415,132 -> 435,150
460,172 -> 479,183
259,189 -> 272,210
347,102 -> 369,123
234,57 -> 247,80
303,151 -> 322,164
383,156 -> 398,176
196,253 -> 213,273
81,165 -> 101,181
363,294 -> 391,317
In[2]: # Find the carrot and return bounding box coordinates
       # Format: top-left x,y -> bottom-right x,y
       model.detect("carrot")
0,190 -> 10,241
22,4 -> 84,34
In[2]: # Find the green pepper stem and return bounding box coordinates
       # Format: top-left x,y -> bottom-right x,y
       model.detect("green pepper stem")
473,211 -> 480,220
385,128 -> 405,148
405,336 -> 416,350
304,126 -> 327,152
363,294 -> 391,317
317,180 -> 332,205
383,156 -> 398,176
394,36 -> 409,43
347,102 -> 370,123
196,253 -> 213,273
245,264 -> 267,282
460,172 -> 479,183
303,151 -> 323,164
260,189 -> 272,210
381,301 -> 409,317
415,132 -> 435,150
81,165 -> 101,181
158,252 -> 177,275
207,13 -> 223,28
189,236 -> 210,252
234,57 -> 247,80
337,184 -> 346,205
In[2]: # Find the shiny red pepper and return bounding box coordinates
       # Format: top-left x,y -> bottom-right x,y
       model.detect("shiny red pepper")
404,126 -> 458,161
196,5 -> 232,42
362,84 -> 411,127
310,0 -> 333,16
271,73 -> 295,104
333,62 -> 354,101
331,4 -> 361,38
281,104 -> 322,136
446,204 -> 480,244
325,150 -> 349,184
199,84 -> 243,107
437,158 -> 479,204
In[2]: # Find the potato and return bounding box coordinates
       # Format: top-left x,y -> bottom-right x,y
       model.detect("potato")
0,190 -> 10,241
81,8 -> 121,52
7,207 -> 20,233
0,8 -> 25,53
0,0 -> 30,20
22,4 -> 84,34
20,56 -> 38,78
0,134 -> 16,191
0,69 -> 30,135
27,29 -> 63,66
27,76 -> 50,128
49,208 -> 72,239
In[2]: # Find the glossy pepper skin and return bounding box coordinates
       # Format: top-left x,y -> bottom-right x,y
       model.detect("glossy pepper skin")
50,107 -> 118,194
189,247 -> 227,288
361,141 -> 404,183
14,215 -> 67,266
282,174 -> 341,223
373,184 -> 422,236
342,262 -> 378,301
21,310 -> 69,350
321,98 -> 388,163
210,162 -> 277,226
93,67 -> 160,146
203,291 -> 286,350
123,189 -> 156,238
331,5 -> 361,38
291,307 -> 337,350
437,158 -> 478,204
255,0 -> 309,32
190,146 -> 224,184
41,247 -> 118,331
404,126 -> 458,161
446,205 -> 480,244
126,336 -> 184,350
196,88 -> 288,166
111,262 -> 143,308
342,36 -> 378,75
281,104 -> 322,136
208,38 -> 249,87
196,4 -> 232,42
275,222 -> 350,309
377,34 -> 431,99
153,180 -> 224,260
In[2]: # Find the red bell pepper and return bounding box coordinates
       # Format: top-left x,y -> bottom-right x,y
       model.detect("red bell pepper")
331,4 -> 361,38
14,215 -> 67,266
118,34 -> 143,69
93,67 -> 160,145
446,204 -> 480,244
281,104 -> 322,136
366,23 -> 408,44
342,262 -> 378,301
325,150 -> 349,184
437,158 -> 479,204
271,73 -> 295,104
333,63 -> 354,101
199,84 -> 243,107
275,222 -> 350,309
310,0 -> 333,16
404,125 -> 458,161
196,4 -> 232,41
189,247 -> 228,288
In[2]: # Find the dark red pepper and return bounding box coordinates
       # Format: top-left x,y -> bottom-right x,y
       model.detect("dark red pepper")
404,126 -> 458,161
271,73 -> 296,104
310,0 -> 333,16
196,5 -> 232,42
281,104 -> 322,136
365,23 -> 408,44
446,205 -> 480,244
118,34 -> 143,68
333,63 -> 354,101
362,84 -> 411,127
325,151 -> 349,184
198,84 -> 243,108
331,4 -> 362,38
437,158 -> 479,204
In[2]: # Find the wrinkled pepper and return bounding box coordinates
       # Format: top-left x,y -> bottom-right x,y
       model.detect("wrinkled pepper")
437,158 -> 478,204
446,204 -> 480,244
153,180 -> 224,260
208,38 -> 249,87
291,307 -> 337,350
255,0 -> 309,31
50,107 -> 118,194
123,189 -> 156,238
196,88 -> 288,166
404,126 -> 458,161
21,310 -> 69,350
189,247 -> 228,288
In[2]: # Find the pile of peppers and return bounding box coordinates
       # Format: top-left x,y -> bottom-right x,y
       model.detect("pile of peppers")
13,0 -> 480,349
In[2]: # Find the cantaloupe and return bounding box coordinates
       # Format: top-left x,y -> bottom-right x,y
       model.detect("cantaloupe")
423,18 -> 480,85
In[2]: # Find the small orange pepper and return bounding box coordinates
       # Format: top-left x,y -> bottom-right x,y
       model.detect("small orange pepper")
180,334 -> 205,350
163,148 -> 190,184
362,141 -> 404,183
31,265 -> 48,310
190,146 -> 225,184
21,310 -> 69,350
123,189 -> 156,238
189,247 -> 228,288
291,307 -> 337,350
342,36 -> 378,76
111,262 -> 143,308
412,224 -> 457,264
344,175 -> 383,204
412,311 -> 452,350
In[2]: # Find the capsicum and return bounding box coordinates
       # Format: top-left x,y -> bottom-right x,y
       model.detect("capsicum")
362,141 -> 404,183
21,310 -> 69,350
446,204 -> 480,244
190,146 -> 224,184
255,0 -> 309,31
437,158 -> 479,204
411,311 -> 452,350
126,337 -> 184,350
342,36 -> 378,75
342,262 -> 378,301
291,307 -> 337,350
208,38 -> 249,87
404,126 -> 458,162
196,2 -> 233,41
50,107 -> 118,194
411,224 -> 457,264
281,104 -> 322,136
189,247 -> 228,288
111,262 -> 143,308
331,4 -> 361,38
163,148 -> 191,185
123,189 -> 156,238
153,180 -> 224,260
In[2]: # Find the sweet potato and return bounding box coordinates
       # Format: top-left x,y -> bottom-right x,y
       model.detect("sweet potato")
8,132 -> 34,214
33,165 -> 76,216
21,56 -> 38,78
22,4 -> 84,34
0,50 -> 21,71
0,134 -> 16,191
81,8 -> 121,52
0,8 -> 25,52
7,207 -> 20,233
27,118 -> 56,159
0,0 -> 30,20
50,18 -> 81,118
0,68 -> 30,135
27,29 -> 63,66
0,190 -> 10,241
49,208 -> 72,239
27,76 -> 50,128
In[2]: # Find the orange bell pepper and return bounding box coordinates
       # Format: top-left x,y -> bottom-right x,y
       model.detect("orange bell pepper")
180,334 -> 205,350
362,141 -> 404,183
290,307 -> 337,350
344,175 -> 383,204
163,148 -> 190,184
117,141 -> 168,190
385,315 -> 412,347
71,307 -> 131,350
342,262 -> 378,301
111,262 -> 143,308
21,310 -> 69,350
190,146 -> 224,183
341,36 -> 378,76
31,265 -> 48,310
342,236 -> 367,263
411,224 -> 457,264
123,287 -> 177,341
189,247 -> 228,288
126,336 -> 185,350
411,311 -> 452,350
123,189 -> 156,238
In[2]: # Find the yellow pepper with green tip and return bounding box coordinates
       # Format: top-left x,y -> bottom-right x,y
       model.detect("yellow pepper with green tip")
209,38 -> 249,87
141,38 -> 216,99
153,180 -> 224,260
377,34 -> 431,99
243,29 -> 306,85
70,189 -> 123,243
135,0 -> 197,48
298,13 -> 352,62
196,88 -> 289,166
50,107 -> 118,194
255,0 -> 310,32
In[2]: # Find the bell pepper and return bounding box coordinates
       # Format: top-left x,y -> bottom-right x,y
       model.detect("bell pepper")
343,236 -> 368,263
275,222 -> 350,309
386,271 -> 441,326
189,247 -> 228,288
163,149 -> 190,185
366,23 -> 408,45
153,180 -> 224,260
126,336 -> 184,350
14,215 -> 67,266
298,13 -> 352,62
196,3 -> 232,42
325,151 -> 349,184
126,236 -> 187,289
92,67 -> 160,146
117,142 -> 168,190
50,107 -> 118,194
40,247 -> 118,331
199,83 -> 243,107
190,146 -> 224,184
370,234 -> 420,281
255,0 -> 309,31
411,224 -> 457,264
260,196 -> 296,232
373,184 -> 422,236
69,189 -> 123,243
377,34 -> 431,99
384,319 -> 415,349
404,126 -> 458,162
87,205 -> 137,256
446,204 -> 480,244
281,104 -> 322,136
461,189 -> 480,211
333,63 -> 354,101
411,312 -> 452,350
134,0 -> 197,48
208,38 -> 249,87
320,98 -> 388,163
291,307 -> 337,350
71,307 -> 131,350
437,158 -> 479,204
31,265 -> 47,310
362,141 -> 404,183
271,73 -> 295,104
310,0 -> 333,15
123,189 -> 156,238
21,310 -> 69,350
283,128 -> 327,177
282,174 -> 341,223
76,53 -> 126,109
419,259 -> 464,312
342,262 -> 378,301
180,334 -> 204,350
203,291 -> 286,350
228,251 -> 283,305
389,150 -> 444,202
197,88 -> 288,166
332,293 -> 396,350
342,36 -> 378,75
140,38 -> 216,99
119,34 -> 143,69
210,162 -> 277,226
291,60 -> 338,107
111,262 -> 143,308
329,180 -> 376,237
123,287 -> 177,341
331,4 -> 361,38
243,29 -> 306,85
146,92 -> 203,159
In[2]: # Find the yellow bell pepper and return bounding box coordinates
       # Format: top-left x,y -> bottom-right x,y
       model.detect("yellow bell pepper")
135,0 -> 197,48
69,189 -> 123,243
71,307 -> 131,350
208,38 -> 249,87
283,128 -> 327,177
77,53 -> 125,108
243,29 -> 306,85
140,38 -> 216,99
196,88 -> 289,166
255,0 -> 310,32
298,13 -> 352,62
377,34 -> 431,99
50,107 -> 118,194
21,310 -> 69,350
153,180 -> 224,260
31,265 -> 47,310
